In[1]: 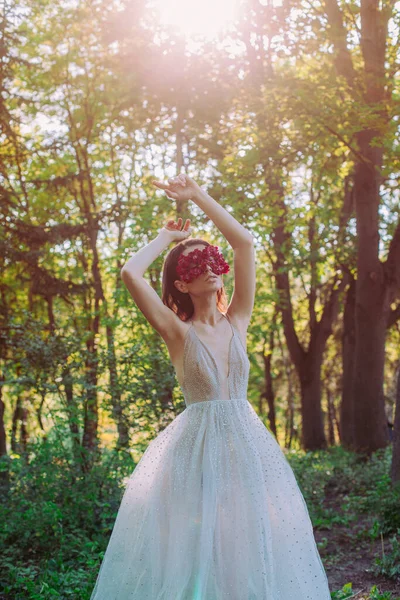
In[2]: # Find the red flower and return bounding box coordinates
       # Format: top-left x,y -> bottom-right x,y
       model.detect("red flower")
176,245 -> 230,283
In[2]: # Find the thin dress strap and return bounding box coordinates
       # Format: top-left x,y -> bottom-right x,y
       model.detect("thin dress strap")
223,312 -> 236,334
222,312 -> 235,335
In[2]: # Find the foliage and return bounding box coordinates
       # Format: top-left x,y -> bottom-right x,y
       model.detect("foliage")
1,443 -> 399,598
331,582 -> 400,599
0,439 -> 136,599
339,449 -> 400,537
286,445 -> 356,526
373,530 -> 400,584
1,0 -> 400,595
287,445 -> 400,537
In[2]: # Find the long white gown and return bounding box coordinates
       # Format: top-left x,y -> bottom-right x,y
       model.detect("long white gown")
90,313 -> 331,599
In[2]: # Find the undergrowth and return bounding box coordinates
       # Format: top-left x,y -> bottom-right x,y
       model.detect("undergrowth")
0,438 -> 399,599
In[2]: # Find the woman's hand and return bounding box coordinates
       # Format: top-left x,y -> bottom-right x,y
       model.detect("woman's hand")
159,217 -> 193,243
152,174 -> 202,203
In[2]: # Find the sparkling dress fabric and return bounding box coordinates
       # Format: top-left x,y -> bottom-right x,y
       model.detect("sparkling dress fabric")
90,314 -> 331,600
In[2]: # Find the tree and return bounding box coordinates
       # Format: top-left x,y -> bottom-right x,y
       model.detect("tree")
322,0 -> 400,453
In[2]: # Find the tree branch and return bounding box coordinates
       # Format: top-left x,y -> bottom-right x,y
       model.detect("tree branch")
270,191 -> 305,370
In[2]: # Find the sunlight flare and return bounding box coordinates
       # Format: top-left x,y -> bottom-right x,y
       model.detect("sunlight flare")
152,0 -> 240,38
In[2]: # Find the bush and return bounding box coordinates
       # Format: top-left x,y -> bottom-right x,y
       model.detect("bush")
0,438 -> 137,599
373,529 -> 400,584
331,582 -> 400,600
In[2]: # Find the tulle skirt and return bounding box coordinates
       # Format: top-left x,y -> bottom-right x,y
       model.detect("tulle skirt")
90,398 -> 331,600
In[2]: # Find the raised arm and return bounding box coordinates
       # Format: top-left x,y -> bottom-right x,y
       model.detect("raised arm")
153,175 -> 256,328
120,219 -> 191,339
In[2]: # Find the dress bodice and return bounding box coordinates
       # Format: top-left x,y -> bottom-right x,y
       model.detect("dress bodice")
181,313 -> 250,407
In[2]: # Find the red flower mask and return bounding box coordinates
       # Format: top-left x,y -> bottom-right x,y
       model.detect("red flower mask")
176,245 -> 230,283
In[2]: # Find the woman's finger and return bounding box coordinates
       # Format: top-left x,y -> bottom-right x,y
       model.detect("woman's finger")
178,174 -> 187,186
169,175 -> 187,187
153,180 -> 170,190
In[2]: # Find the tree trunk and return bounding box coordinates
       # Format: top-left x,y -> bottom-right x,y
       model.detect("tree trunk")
333,404 -> 341,446
263,349 -> 277,438
11,395 -> 29,454
11,395 -> 21,453
352,117 -> 390,453
82,333 -> 100,461
105,324 -> 130,449
62,364 -> 84,464
82,290 -> 101,468
285,402 -> 295,449
0,373 -> 7,457
278,328 -> 296,449
20,404 -> 28,452
270,175 -> 348,450
352,144 -> 391,452
327,388 -> 335,446
323,0 -> 396,454
391,365 -> 400,486
78,162 -> 129,455
340,275 -> 356,448
299,355 -> 327,450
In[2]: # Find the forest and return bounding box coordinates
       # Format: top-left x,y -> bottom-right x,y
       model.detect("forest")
0,0 -> 400,597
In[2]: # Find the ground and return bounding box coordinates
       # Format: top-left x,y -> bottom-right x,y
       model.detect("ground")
316,478 -> 400,598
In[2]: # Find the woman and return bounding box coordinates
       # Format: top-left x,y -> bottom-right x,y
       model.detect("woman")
90,174 -> 331,600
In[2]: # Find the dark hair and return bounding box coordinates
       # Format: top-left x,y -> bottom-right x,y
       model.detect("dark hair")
162,238 -> 228,321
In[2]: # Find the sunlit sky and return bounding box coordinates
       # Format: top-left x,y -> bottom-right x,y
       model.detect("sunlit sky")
151,0 -> 242,38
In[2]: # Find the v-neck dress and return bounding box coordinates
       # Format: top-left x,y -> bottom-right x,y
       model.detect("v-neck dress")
89,313 -> 331,600
182,313 -> 249,404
